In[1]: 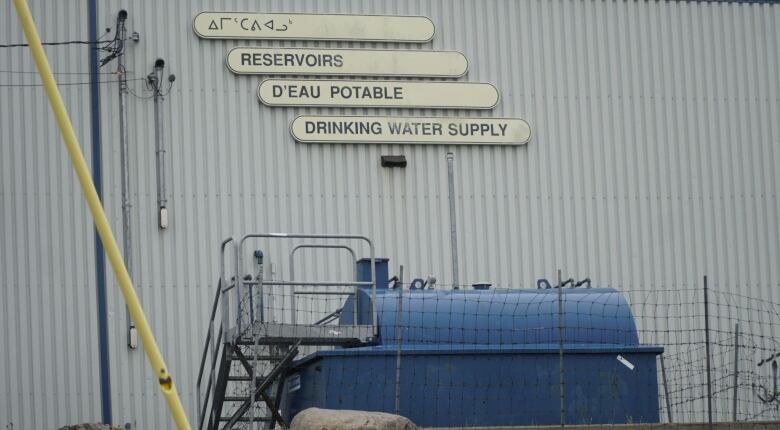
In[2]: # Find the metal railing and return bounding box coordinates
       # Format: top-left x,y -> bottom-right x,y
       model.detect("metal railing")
197,234 -> 377,429
289,244 -> 358,325
234,233 -> 377,337
196,237 -> 234,430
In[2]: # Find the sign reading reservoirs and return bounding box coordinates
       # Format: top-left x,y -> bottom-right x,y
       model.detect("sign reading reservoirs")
291,116 -> 531,145
258,79 -> 499,109
227,48 -> 468,77
194,12 -> 435,43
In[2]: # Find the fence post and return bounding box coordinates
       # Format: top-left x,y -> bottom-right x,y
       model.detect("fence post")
557,269 -> 565,428
660,354 -> 673,423
704,275 -> 713,428
394,265 -> 404,415
732,322 -> 740,421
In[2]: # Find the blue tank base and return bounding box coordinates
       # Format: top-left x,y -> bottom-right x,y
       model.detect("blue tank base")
284,344 -> 662,427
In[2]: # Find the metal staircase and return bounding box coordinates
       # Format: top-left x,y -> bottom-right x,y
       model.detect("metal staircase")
196,234 -> 378,429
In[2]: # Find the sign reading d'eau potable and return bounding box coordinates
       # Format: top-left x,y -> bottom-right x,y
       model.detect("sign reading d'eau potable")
290,116 -> 531,145
258,79 -> 499,109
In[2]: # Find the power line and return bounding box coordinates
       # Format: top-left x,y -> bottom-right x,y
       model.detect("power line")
0,40 -> 110,48
0,69 -> 115,75
0,77 -> 145,88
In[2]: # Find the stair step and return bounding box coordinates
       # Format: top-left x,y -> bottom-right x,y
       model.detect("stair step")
228,354 -> 285,361
227,375 -> 257,381
226,375 -> 275,384
223,396 -> 250,402
219,416 -> 271,422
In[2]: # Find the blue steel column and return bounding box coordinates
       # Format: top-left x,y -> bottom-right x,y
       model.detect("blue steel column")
87,0 -> 112,423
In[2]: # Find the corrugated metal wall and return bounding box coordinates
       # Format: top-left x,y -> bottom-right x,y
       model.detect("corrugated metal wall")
2,0 -> 779,428
0,2 -> 102,429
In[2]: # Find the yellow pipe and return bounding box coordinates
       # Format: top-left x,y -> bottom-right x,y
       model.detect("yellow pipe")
12,1 -> 192,428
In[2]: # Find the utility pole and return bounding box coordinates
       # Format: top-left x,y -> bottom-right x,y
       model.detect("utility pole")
115,10 -> 136,349
446,153 -> 460,289
148,58 -> 174,229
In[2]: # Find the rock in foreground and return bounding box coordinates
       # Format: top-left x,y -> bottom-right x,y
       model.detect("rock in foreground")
291,408 -> 418,430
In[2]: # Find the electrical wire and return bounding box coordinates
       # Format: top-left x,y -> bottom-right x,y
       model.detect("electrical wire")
0,27 -> 113,49
0,40 -> 109,48
0,69 -> 115,75
0,77 -> 145,87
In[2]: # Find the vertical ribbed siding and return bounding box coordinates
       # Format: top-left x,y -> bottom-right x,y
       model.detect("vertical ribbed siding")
2,0 -> 779,428
0,2 -> 101,429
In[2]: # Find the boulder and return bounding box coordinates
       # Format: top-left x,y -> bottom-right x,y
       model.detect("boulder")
290,408 -> 418,430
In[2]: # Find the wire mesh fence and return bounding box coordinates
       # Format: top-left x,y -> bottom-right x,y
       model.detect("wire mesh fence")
209,245 -> 780,429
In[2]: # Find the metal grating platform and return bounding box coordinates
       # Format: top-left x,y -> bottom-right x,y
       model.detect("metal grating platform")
231,322 -> 375,346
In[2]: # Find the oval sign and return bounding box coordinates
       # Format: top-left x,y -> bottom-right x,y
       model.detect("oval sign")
194,12 -> 435,43
227,48 -> 468,78
258,79 -> 499,109
290,116 -> 531,145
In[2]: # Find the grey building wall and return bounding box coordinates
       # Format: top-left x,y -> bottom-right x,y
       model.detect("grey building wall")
2,0 -> 779,428
0,2 -> 102,429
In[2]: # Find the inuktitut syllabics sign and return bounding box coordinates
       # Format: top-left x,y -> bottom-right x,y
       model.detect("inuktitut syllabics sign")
195,10 -> 532,145
291,116 -> 531,145
258,79 -> 499,109
194,13 -> 435,43
227,48 -> 468,77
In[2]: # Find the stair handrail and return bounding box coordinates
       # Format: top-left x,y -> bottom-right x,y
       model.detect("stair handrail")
236,233 -> 377,336
289,243 -> 358,325
196,237 -> 235,430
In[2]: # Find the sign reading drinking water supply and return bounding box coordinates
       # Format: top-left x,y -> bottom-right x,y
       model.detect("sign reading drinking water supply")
193,12 -> 435,42
227,48 -> 468,77
258,79 -> 499,109
291,116 -> 531,145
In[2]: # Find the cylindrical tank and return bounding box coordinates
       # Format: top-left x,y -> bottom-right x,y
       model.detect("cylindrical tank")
340,287 -> 640,347
287,286 -> 662,427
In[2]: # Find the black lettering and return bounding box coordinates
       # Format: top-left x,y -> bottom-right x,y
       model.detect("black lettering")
301,85 -> 320,99
241,53 -> 252,66
272,85 -> 283,97
334,54 -> 343,67
305,121 -> 315,133
388,122 -> 402,134
284,53 -> 294,66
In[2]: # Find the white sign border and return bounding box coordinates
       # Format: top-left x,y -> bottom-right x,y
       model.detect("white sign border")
289,115 -> 532,146
193,11 -> 436,43
257,79 -> 500,109
226,47 -> 469,78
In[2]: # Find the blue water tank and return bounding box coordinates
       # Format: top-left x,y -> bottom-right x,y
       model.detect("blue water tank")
285,287 -> 662,427
356,257 -> 390,289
